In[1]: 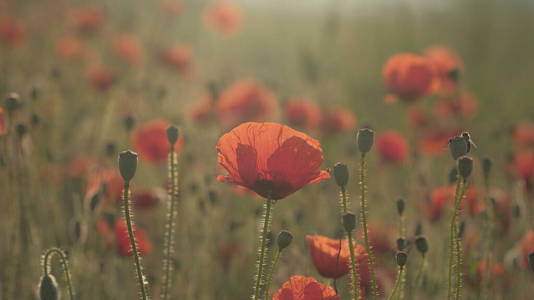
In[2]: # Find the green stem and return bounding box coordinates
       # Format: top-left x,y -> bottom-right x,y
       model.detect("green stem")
398,215 -> 406,300
414,254 -> 426,287
448,176 -> 463,300
123,182 -> 149,300
481,178 -> 493,299
455,181 -> 468,300
162,147 -> 178,300
43,248 -> 74,300
253,197 -> 273,300
341,186 -> 348,213
264,250 -> 281,300
360,153 -> 378,299
347,229 -> 360,300
387,267 -> 404,300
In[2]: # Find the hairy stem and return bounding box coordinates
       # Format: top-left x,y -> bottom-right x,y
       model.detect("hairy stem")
253,197 -> 272,300
448,176 -> 463,300
264,250 -> 281,300
347,230 -> 360,300
455,181 -> 468,300
387,267 -> 404,300
162,147 -> 178,300
43,248 -> 74,300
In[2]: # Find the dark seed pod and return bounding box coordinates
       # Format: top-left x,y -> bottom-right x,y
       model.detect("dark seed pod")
166,125 -> 179,145
458,156 -> 473,179
277,230 -> 293,251
342,212 -> 357,232
105,142 -> 116,158
39,274 -> 59,300
448,136 -> 468,160
118,150 -> 138,182
357,128 -> 374,153
124,114 -> 135,131
396,251 -> 408,267
513,204 -> 521,218
396,198 -> 405,216
448,168 -> 458,185
415,236 -> 429,254
414,222 -> 423,236
482,158 -> 492,180
4,92 -> 21,112
333,163 -> 349,187
15,123 -> 27,138
396,237 -> 406,251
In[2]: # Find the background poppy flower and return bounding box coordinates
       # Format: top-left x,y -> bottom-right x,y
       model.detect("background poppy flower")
114,219 -> 152,257
161,0 -> 183,16
112,34 -> 144,65
216,122 -> 330,200
284,98 -> 322,130
132,188 -> 161,210
417,129 -> 461,156
319,107 -> 356,135
273,275 -> 340,300
67,5 -> 104,35
426,186 -> 455,221
88,67 -> 115,92
513,121 -> 534,147
424,46 -> 464,96
382,53 -> 438,102
159,44 -> 192,73
132,119 -> 183,164
203,1 -> 244,37
188,93 -> 214,125
405,106 -> 430,130
306,235 -> 369,279
215,79 -> 277,129
55,36 -> 85,60
0,17 -> 25,47
510,150 -> 534,182
433,92 -> 478,120
375,130 -> 409,165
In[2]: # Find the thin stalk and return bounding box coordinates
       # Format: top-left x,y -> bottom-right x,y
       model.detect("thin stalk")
387,267 -> 404,300
264,250 -> 281,300
359,153 -> 378,299
448,176 -> 463,300
398,215 -> 406,300
123,182 -> 148,300
455,181 -> 468,300
347,230 -> 360,300
481,176 -> 493,299
414,254 -> 426,287
43,248 -> 74,300
253,197 -> 273,300
162,147 -> 178,300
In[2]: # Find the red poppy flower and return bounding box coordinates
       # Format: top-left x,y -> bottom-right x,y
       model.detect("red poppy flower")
56,36 -> 84,60
132,188 -> 161,210
0,17 -> 25,47
215,79 -> 277,129
433,92 -> 478,120
69,155 -> 102,178
417,129 -> 461,156
319,108 -> 356,135
273,275 -> 340,300
284,98 -> 322,130
520,230 -> 534,268
159,44 -> 192,73
132,119 -> 183,164
425,186 -> 455,221
86,169 -> 124,204
376,130 -> 409,165
161,0 -> 183,16
306,235 -> 369,280
216,122 -> 330,200
98,219 -> 114,250
88,67 -> 115,92
424,46 -> 464,96
510,150 -> 534,182
405,106 -> 430,130
382,53 -> 438,102
114,219 -> 152,257
463,186 -> 484,216
188,93 -> 214,125
218,241 -> 241,271
475,260 -> 504,285
513,122 -> 534,147
0,107 -> 4,136
203,1 -> 244,37
67,5 -> 104,35
358,224 -> 394,255
112,34 -> 144,65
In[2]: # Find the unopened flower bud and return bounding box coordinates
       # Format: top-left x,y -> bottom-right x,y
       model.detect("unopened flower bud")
357,128 -> 374,154
333,163 -> 349,187
39,274 -> 59,300
513,204 -> 520,218
118,150 -> 138,182
415,236 -> 428,254
4,92 -> 21,112
105,142 -> 116,157
277,230 -> 293,251
396,251 -> 408,267
396,198 -> 405,216
414,222 -> 423,236
448,136 -> 468,160
342,212 -> 356,232
167,125 -> 179,145
15,123 -> 27,138
396,238 -> 406,251
458,156 -> 473,179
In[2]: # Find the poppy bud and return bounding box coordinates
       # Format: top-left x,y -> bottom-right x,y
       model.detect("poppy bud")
396,237 -> 406,250
528,252 -> 534,272
396,198 -> 405,216
513,204 -> 520,218
458,220 -> 466,239
39,274 -> 59,300
333,163 -> 349,187
414,222 -> 423,236
396,251 -> 408,267
448,168 -> 458,184
124,114 -> 135,131
4,92 -> 21,112
482,158 -> 492,180
458,156 -> 473,179
448,136 -> 468,160
415,236 -> 428,254
277,230 -> 293,251
166,125 -> 179,145
342,212 -> 356,232
15,123 -> 27,138
105,142 -> 116,157
357,128 -> 374,153
118,150 -> 138,182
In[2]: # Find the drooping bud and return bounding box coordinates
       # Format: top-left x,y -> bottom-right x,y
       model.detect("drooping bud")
342,212 -> 357,232
448,136 -> 468,160
166,125 -> 179,145
396,251 -> 408,267
39,274 -> 59,300
396,198 -> 405,216
277,230 -> 293,251
4,92 -> 21,112
415,236 -> 428,254
458,156 -> 473,179
118,150 -> 138,182
482,158 -> 492,181
333,163 -> 349,187
396,238 -> 406,251
357,128 -> 374,154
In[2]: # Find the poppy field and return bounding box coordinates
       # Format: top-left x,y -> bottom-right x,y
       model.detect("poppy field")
2,0 -> 534,299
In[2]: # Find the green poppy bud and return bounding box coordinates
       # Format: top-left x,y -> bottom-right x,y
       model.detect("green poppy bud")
357,128 -> 374,153
277,230 -> 293,251
448,136 -> 468,160
39,274 -> 59,300
333,163 -> 349,187
118,150 -> 138,182
415,236 -> 428,254
167,125 -> 179,145
396,198 -> 405,216
342,212 -> 357,232
396,251 -> 408,267
458,156 -> 473,179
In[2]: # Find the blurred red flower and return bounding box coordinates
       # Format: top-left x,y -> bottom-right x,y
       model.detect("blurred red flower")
159,44 -> 192,73
426,186 -> 455,221
284,98 -> 322,130
56,36 -> 85,60
132,119 -> 183,164
98,219 -> 114,250
376,130 -> 409,165
218,241 -> 241,271
216,122 -> 330,200
405,106 -> 430,130
358,224 -> 394,255
424,46 -> 464,96
382,53 -> 438,102
510,150 -> 534,182
520,230 -> 534,269
203,1 -> 243,37
417,129 -> 461,156
513,121 -> 534,147
215,79 -> 276,128
319,107 -> 356,135
433,92 -> 478,120
86,169 -> 124,204
67,5 -> 104,35
69,155 -> 102,178
114,219 -> 152,257
88,67 -> 115,92
112,34 -> 144,65
476,260 -> 504,284
188,93 -> 214,125
0,17 -> 25,47
273,275 -> 340,300
132,189 -> 160,210
306,235 -> 369,279
161,0 -> 183,16
463,186 -> 484,217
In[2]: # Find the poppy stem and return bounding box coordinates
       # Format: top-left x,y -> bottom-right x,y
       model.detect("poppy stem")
447,176 -> 465,300
387,266 -> 404,300
359,153 -> 378,299
162,146 -> 178,300
264,249 -> 281,300
346,228 -> 360,300
398,214 -> 406,300
123,182 -> 149,300
414,253 -> 426,288
481,173 -> 494,299
253,197 -> 273,300
455,180 -> 467,300
42,248 -> 74,300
